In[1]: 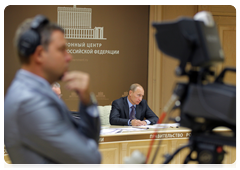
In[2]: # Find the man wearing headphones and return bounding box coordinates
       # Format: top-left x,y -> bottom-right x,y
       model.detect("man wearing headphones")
4,15 -> 101,164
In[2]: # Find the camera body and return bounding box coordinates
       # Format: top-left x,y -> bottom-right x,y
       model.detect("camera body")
182,82 -> 236,127
152,11 -> 236,163
152,15 -> 224,68
152,11 -> 236,131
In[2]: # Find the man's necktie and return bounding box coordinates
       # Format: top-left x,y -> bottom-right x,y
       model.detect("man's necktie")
130,105 -> 135,120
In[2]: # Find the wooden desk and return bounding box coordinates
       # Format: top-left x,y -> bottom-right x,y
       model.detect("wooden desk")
4,125 -> 236,164
99,125 -> 236,164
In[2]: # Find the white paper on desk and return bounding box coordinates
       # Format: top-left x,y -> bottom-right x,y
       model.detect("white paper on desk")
158,123 -> 179,127
135,125 -> 164,129
100,128 -> 122,135
137,123 -> 180,129
121,127 -> 147,131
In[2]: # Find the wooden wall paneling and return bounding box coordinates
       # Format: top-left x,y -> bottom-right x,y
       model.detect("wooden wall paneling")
160,6 -> 198,118
148,5 -> 198,117
198,5 -> 236,17
162,5 -> 198,21
217,24 -> 236,85
206,11 -> 236,85
148,5 -> 163,117
210,15 -> 236,85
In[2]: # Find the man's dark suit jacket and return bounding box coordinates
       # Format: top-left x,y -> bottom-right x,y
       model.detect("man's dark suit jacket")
109,96 -> 159,125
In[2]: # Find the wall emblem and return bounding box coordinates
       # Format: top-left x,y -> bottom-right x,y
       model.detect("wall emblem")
58,5 -> 106,40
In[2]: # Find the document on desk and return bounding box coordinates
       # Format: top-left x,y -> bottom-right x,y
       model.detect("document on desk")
151,123 -> 179,128
135,123 -> 180,129
130,125 -> 163,129
121,127 -> 148,131
100,128 -> 123,135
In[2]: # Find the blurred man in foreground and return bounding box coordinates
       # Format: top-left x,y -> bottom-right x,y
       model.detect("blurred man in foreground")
4,15 -> 101,164
110,83 -> 159,126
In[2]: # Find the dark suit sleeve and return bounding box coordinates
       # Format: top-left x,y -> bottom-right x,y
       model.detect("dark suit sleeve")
144,101 -> 159,125
78,103 -> 101,145
71,111 -> 80,119
109,100 -> 129,125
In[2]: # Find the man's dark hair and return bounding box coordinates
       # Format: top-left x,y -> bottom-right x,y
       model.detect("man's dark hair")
14,18 -> 64,64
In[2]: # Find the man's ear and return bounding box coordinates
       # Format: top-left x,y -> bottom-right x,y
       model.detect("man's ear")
129,90 -> 132,96
32,45 -> 44,64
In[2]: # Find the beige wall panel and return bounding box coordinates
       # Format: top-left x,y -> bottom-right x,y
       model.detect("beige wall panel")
219,26 -> 236,85
198,5 -> 236,16
148,5 -> 198,117
162,5 -> 198,20
148,5 -> 163,117
160,5 -> 197,116
213,16 -> 236,26
213,16 -> 236,85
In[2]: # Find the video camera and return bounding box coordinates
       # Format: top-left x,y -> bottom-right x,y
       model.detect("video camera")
124,11 -> 235,164
151,11 -> 236,164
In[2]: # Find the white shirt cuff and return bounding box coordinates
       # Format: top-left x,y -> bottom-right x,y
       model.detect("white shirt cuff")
145,120 -> 151,125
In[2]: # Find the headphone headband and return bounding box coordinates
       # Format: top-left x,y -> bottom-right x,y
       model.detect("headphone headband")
31,15 -> 49,30
18,15 -> 50,57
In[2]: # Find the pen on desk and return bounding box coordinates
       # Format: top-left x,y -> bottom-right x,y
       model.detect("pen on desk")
117,129 -> 123,133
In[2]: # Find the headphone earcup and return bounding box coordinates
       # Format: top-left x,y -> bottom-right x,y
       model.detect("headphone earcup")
17,15 -> 49,58
18,29 -> 40,57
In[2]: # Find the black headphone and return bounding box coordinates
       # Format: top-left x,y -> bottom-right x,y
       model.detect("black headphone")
18,15 -> 49,57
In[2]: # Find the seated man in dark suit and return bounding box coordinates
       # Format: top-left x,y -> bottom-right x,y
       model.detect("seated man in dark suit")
110,83 -> 159,126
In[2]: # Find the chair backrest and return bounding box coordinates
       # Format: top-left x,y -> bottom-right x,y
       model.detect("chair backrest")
98,105 -> 112,125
